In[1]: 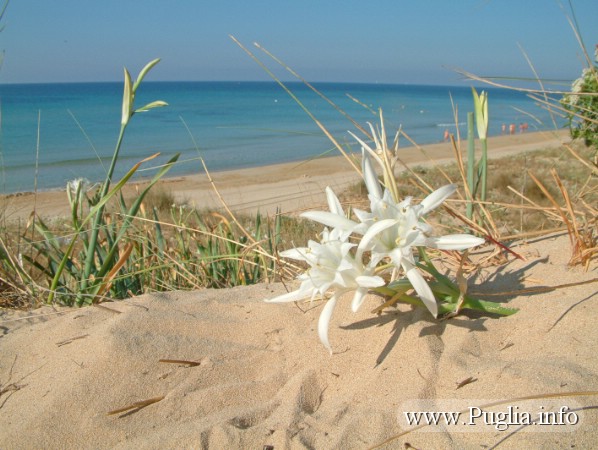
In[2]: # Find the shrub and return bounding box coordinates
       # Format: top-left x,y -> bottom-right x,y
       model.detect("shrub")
562,46 -> 598,149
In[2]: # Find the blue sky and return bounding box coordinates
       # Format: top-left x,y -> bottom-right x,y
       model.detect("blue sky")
0,0 -> 596,85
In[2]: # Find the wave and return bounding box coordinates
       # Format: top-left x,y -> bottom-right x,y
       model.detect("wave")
436,122 -> 466,127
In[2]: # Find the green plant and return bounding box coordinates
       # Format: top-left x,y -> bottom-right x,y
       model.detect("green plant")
228,38 -> 523,353
561,46 -> 598,149
0,234 -> 37,308
27,59 -> 179,306
464,88 -> 490,223
266,118 -> 516,354
473,88 -> 489,200
168,207 -> 284,289
3,88 -> 312,307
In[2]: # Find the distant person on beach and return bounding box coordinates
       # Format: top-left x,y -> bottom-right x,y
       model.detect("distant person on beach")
509,124 -> 516,135
443,128 -> 449,141
502,124 -> 506,134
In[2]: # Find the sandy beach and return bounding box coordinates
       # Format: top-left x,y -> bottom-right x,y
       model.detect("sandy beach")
2,127 -> 598,449
1,129 -> 569,221
1,231 -> 597,449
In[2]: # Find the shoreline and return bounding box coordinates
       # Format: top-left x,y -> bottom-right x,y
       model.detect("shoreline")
0,129 -> 570,220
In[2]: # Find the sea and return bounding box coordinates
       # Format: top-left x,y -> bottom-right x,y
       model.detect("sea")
0,81 -> 559,194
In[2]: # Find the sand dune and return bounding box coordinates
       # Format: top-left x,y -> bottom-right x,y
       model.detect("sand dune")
1,232 -> 597,449
2,128 -> 596,448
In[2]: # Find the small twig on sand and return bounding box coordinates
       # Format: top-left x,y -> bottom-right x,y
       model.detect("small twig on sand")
107,395 -> 165,416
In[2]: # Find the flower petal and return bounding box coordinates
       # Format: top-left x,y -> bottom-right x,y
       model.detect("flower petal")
426,234 -> 486,250
361,150 -> 383,200
279,247 -> 310,261
301,211 -> 358,233
325,186 -> 344,216
266,284 -> 313,303
318,296 -> 337,355
349,131 -> 384,169
403,260 -> 438,318
356,275 -> 385,288
353,208 -> 372,224
351,287 -> 368,312
357,218 -> 397,254
419,184 -> 456,215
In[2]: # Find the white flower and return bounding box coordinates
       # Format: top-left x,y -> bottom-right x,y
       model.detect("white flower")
266,227 -> 384,354
300,151 -> 485,319
301,186 -> 363,240
66,177 -> 91,196
472,88 -> 489,140
66,177 -> 96,209
266,130 -> 486,354
357,192 -> 483,317
358,153 -> 484,317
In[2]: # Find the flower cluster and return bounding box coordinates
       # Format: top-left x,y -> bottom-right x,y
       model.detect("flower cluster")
66,178 -> 92,196
267,137 -> 485,354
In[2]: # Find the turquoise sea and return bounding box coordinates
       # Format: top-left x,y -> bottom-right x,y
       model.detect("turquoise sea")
0,81 -> 558,194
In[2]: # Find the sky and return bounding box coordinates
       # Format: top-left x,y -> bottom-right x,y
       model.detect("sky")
0,0 -> 596,85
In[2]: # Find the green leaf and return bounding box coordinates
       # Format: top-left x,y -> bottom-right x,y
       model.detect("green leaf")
48,156 -> 147,305
132,58 -> 161,93
121,68 -> 133,125
88,153 -> 181,299
459,296 -> 519,316
135,100 -> 168,113
153,207 -> 165,257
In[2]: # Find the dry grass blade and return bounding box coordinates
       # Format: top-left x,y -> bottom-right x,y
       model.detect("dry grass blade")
254,41 -> 371,139
517,42 -> 559,130
106,395 -> 165,416
454,67 -> 576,96
158,359 -> 201,367
94,304 -> 123,314
551,168 -> 585,256
506,185 -> 562,221
94,242 -> 134,300
449,134 -> 470,200
198,153 -> 261,253
483,234 -> 525,261
455,376 -> 477,389
230,35 -> 362,177
0,355 -> 20,407
399,129 -> 455,186
500,226 -> 567,241
1,356 -> 47,410
527,171 -> 573,243
55,334 -> 89,347
563,143 -> 598,175
0,309 -> 78,324
526,167 -> 596,268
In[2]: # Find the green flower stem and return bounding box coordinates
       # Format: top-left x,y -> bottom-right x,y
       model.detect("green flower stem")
466,111 -> 475,220
372,283 -> 518,316
479,137 -> 488,203
88,153 -> 180,302
78,123 -> 127,303
471,88 -> 489,213
47,153 -> 144,304
373,248 -> 518,317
